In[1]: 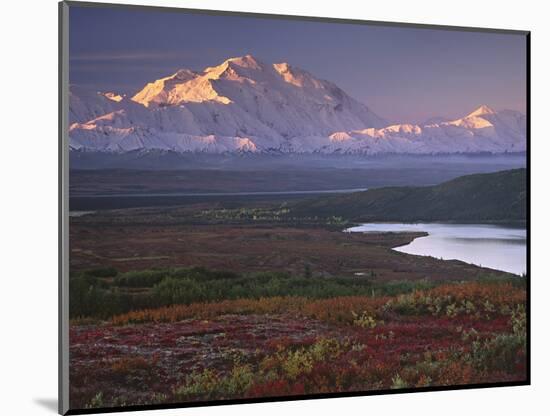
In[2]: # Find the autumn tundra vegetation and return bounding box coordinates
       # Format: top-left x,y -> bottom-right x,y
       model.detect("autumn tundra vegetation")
64,9 -> 528,411
68,169 -> 527,409
69,265 -> 526,409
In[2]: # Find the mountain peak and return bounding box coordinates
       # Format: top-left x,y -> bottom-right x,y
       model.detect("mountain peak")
201,55 -> 265,79
173,68 -> 197,80
467,105 -> 497,118
224,54 -> 263,69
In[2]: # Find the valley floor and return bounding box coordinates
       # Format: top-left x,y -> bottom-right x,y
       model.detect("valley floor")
70,222 -> 512,281
67,203 -> 526,410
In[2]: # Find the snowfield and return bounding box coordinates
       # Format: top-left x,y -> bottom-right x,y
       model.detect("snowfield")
69,55 -> 526,155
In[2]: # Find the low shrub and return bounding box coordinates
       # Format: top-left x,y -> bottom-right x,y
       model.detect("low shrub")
71,266 -> 526,322
114,270 -> 167,287
174,364 -> 254,401
467,305 -> 526,374
382,282 -> 525,319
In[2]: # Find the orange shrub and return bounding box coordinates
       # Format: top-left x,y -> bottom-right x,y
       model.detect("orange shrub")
111,282 -> 525,325
110,356 -> 151,374
111,296 -> 388,326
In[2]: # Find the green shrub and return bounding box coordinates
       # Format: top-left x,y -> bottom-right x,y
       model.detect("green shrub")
469,333 -> 525,373
70,274 -> 153,319
352,311 -> 378,328
114,270 -> 167,287
72,266 -> 510,320
69,275 -> 104,318
468,307 -> 526,373
85,392 -> 104,409
170,266 -> 240,281
175,365 -> 254,400
153,277 -> 206,305
391,374 -> 409,389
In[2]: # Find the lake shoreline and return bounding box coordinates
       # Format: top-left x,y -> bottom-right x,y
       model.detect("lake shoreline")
346,222 -> 526,276
345,219 -> 526,228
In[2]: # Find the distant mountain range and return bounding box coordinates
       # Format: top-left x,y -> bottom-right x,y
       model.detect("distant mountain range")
69,55 -> 526,156
291,168 -> 527,222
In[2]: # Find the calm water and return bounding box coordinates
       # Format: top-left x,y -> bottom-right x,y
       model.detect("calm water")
345,223 -> 527,275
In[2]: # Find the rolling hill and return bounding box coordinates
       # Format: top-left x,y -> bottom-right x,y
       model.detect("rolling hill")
290,168 -> 527,222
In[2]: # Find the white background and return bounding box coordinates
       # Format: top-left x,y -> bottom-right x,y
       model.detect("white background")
1,0 -> 548,414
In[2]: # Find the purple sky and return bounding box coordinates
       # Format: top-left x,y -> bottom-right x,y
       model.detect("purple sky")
69,5 -> 527,124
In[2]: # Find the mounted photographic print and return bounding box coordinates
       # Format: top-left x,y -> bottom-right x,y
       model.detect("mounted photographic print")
59,1 -> 530,414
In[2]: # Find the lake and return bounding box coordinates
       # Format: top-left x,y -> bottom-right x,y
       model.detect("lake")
345,223 -> 527,275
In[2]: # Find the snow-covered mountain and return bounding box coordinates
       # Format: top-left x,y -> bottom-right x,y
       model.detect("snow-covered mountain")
323,105 -> 526,154
69,55 -> 526,155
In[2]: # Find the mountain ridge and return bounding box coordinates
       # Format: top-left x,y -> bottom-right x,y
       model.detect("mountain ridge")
290,168 -> 527,223
69,55 -> 526,156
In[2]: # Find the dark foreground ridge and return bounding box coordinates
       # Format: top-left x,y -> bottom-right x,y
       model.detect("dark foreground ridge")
291,168 -> 526,222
